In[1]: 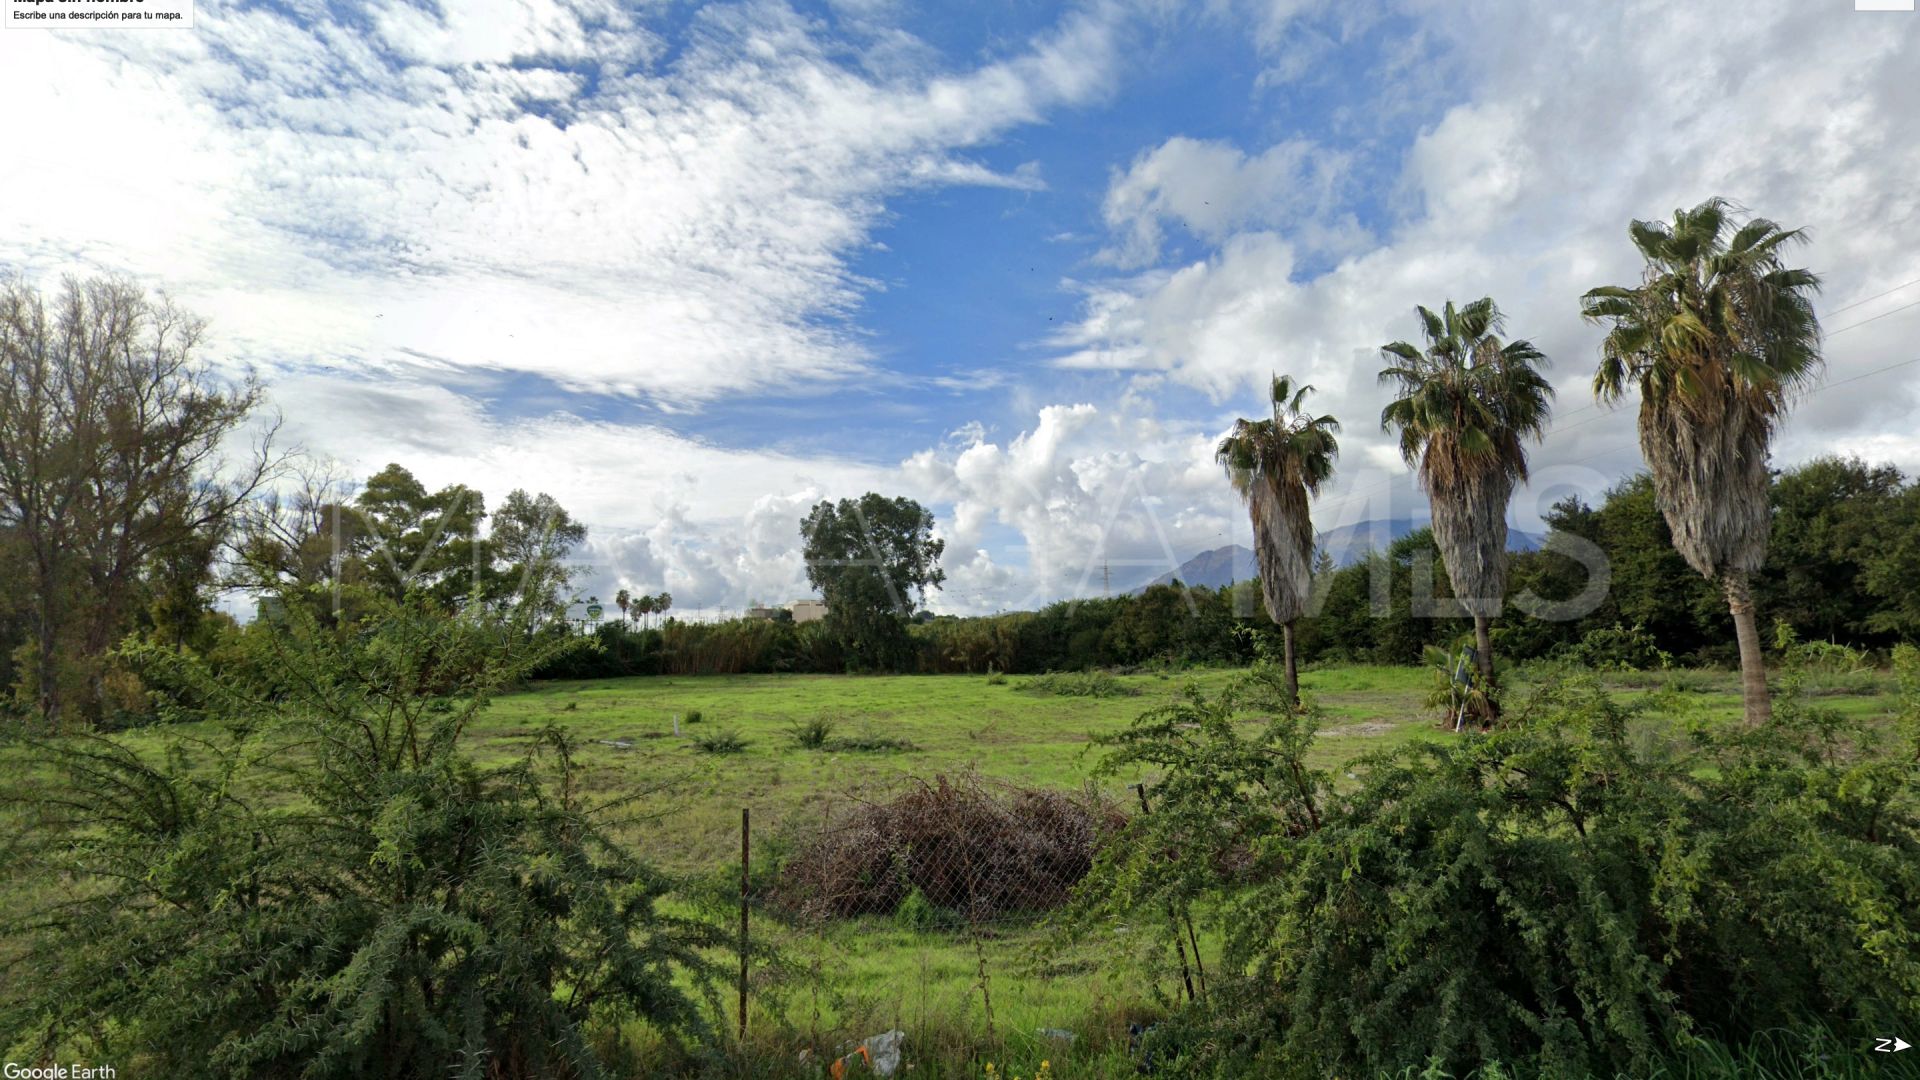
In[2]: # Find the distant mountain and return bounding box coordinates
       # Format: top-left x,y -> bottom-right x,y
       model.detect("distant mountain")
1317,518 -> 1545,565
1133,519 -> 1545,593
1130,544 -> 1257,593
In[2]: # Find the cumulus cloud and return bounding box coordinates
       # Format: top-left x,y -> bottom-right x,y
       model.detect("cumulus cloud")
1056,0 -> 1920,503
264,371 -> 897,615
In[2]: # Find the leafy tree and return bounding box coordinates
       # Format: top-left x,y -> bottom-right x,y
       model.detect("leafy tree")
1860,483 -> 1920,639
1584,198 -> 1823,724
1,588 -> 723,1076
0,275 -> 273,729
485,488 -> 587,617
351,464 -> 486,607
1380,297 -> 1553,691
1216,375 -> 1339,703
1761,456 -> 1904,645
800,493 -> 945,670
1305,529 -> 1467,665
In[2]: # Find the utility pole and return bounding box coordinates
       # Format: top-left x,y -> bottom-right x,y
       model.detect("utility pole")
1103,560 -> 1111,597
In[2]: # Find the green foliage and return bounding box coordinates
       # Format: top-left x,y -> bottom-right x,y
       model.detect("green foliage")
1217,374 -> 1341,633
1771,620 -> 1868,673
1068,668 -> 1920,1078
683,707 -> 704,724
892,886 -> 961,932
827,728 -> 917,753
1892,643 -> 1920,761
0,588 -> 724,1076
1018,670 -> 1140,698
1565,622 -> 1673,671
784,715 -> 913,753
691,727 -> 748,754
523,458 -> 1920,689
789,714 -> 837,749
1421,641 -> 1495,727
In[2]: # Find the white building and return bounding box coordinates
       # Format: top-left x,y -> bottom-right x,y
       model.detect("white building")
788,599 -> 827,624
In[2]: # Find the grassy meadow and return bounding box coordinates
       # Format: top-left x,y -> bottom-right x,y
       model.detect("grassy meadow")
476,664 -> 1903,1073
4,664 -> 1908,1077
477,664 -> 1897,869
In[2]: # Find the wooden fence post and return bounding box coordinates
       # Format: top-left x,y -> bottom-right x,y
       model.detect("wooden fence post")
1134,783 -> 1197,1003
739,807 -> 750,1044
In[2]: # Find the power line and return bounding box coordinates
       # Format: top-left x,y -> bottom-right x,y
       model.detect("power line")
1827,297 -> 1920,338
1826,275 -> 1920,317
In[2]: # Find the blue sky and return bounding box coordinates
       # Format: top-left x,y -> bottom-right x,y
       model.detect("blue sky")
4,0 -> 1918,614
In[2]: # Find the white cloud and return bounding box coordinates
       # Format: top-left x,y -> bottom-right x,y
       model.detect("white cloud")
1057,0 -> 1920,507
1101,135 -> 1364,267
0,0 -> 1124,406
16,0 -> 1920,626
264,371 -> 896,614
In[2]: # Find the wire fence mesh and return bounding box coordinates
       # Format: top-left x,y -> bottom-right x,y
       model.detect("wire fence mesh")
688,770 -> 1206,1070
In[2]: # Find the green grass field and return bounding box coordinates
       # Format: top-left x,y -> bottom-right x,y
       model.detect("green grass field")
480,664 -> 1897,870
5,664 -> 1905,1076
455,663 -> 1905,1073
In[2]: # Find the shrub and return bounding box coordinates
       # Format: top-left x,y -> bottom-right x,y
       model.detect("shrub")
828,728 -> 916,753
1896,642 -> 1920,760
1773,620 -> 1871,673
892,886 -> 960,932
683,707 -> 704,724
1564,621 -> 1673,671
1422,642 -> 1495,729
2,589 -> 724,1077
788,715 -> 837,749
777,773 -> 1124,921
692,727 -> 748,754
1018,670 -> 1138,698
1069,664 -> 1920,1078
985,666 -> 1008,686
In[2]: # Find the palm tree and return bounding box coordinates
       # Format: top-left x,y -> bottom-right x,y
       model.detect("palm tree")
1216,374 -> 1340,704
634,594 -> 655,629
654,592 -> 672,624
1380,298 -> 1553,693
615,588 -> 631,626
1582,198 -> 1822,726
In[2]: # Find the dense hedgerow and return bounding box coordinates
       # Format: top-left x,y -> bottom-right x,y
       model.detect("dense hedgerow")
1066,659 -> 1920,1078
0,588 -> 725,1078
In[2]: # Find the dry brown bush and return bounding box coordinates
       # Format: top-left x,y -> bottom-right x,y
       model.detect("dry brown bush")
774,773 -> 1125,922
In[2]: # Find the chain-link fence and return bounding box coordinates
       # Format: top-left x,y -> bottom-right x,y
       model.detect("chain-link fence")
686,772 -> 1208,1070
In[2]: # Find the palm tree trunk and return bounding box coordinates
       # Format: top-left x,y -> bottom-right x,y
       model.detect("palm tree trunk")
1282,620 -> 1300,706
1472,615 -> 1494,686
1723,571 -> 1771,726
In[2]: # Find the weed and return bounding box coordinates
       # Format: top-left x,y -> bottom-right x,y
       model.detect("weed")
830,728 -> 917,753
691,728 -> 748,754
788,715 -> 837,749
1018,671 -> 1138,698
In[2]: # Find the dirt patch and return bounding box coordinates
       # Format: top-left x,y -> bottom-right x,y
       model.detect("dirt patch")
1320,721 -> 1398,738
